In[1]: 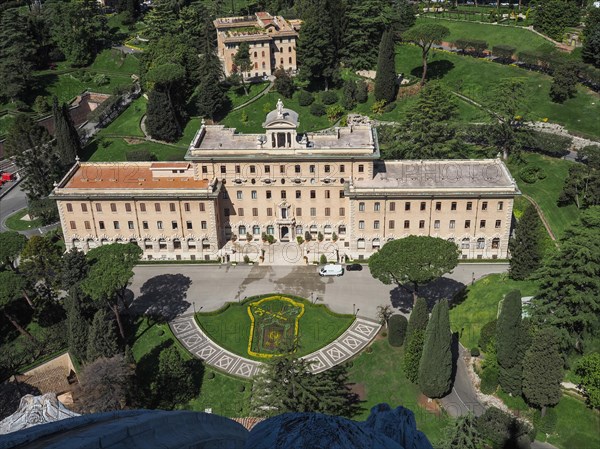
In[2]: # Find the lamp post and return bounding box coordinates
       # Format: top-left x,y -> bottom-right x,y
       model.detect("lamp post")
353,303 -> 356,315
355,308 -> 360,317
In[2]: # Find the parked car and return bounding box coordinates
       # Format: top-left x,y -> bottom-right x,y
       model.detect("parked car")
346,264 -> 363,271
318,264 -> 344,277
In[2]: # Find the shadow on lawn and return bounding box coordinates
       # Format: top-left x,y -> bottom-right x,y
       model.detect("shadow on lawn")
130,274 -> 192,322
410,59 -> 455,81
390,277 -> 466,313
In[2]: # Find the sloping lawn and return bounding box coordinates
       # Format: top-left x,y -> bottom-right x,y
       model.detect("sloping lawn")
417,17 -> 549,53
544,394 -> 600,449
508,153 -> 580,239
89,49 -> 140,76
348,339 -> 450,445
449,273 -> 539,349
82,138 -> 186,162
98,96 -> 147,137
227,82 -> 269,109
5,209 -> 43,231
195,295 -> 354,362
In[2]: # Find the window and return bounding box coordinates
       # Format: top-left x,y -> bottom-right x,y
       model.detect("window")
296,207 -> 302,216
237,191 -> 243,200
495,220 -> 501,228
465,220 -> 471,229
389,202 -> 395,212
84,221 -> 91,230
340,164 -> 345,173
477,238 -> 485,249
358,220 -> 365,230
296,225 -> 303,235
224,208 -> 230,217
69,221 -> 76,229
374,202 -> 380,212
235,165 -> 241,174
113,221 -> 120,230
389,220 -> 395,229
159,239 -> 167,250
310,190 -> 316,199
339,190 -> 344,198
66,203 -> 73,212
267,225 -> 274,235
280,164 -> 285,174
295,164 -> 301,173
419,220 -> 425,229
266,190 -> 272,199
359,202 -> 365,212
220,165 -> 226,174
250,165 -> 256,174
201,166 -> 208,174
325,190 -> 330,199
310,207 -> 316,217
480,220 -> 486,229
142,221 -> 149,230
434,220 -> 440,229
309,165 -> 315,173
374,220 -> 380,230
325,207 -> 331,217
324,165 -> 330,173
266,208 -> 272,216
404,220 -> 410,229
239,225 -> 246,235
96,203 -> 102,212
186,221 -> 193,230
253,225 -> 260,235
128,221 -> 134,230
184,203 -> 190,212
451,202 -> 457,211
201,221 -> 207,230
155,203 -> 161,212
358,164 -> 364,173
492,238 -> 500,249
339,207 -> 345,216
199,202 -> 205,212
339,225 -> 346,235
81,203 -> 88,212
405,202 -> 411,211
238,208 -> 244,216
498,201 -> 504,211
171,221 -> 178,229
420,202 -> 426,211
466,202 -> 473,211
296,190 -> 301,199
99,221 -> 105,230
111,203 -> 117,212
281,190 -> 286,199
435,202 -> 441,211
264,165 -> 270,174
461,238 -> 470,249
449,220 -> 455,229
482,201 -> 488,211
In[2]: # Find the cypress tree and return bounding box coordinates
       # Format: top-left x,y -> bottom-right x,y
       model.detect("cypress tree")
418,299 -> 453,398
439,413 -> 484,449
196,27 -> 226,120
146,89 -> 182,142
52,96 -> 81,167
374,30 -> 397,103
407,297 -> 429,338
522,327 -> 563,417
509,204 -> 544,280
86,308 -> 119,362
403,330 -> 425,383
496,290 -> 525,395
66,287 -> 89,363
341,79 -> 357,110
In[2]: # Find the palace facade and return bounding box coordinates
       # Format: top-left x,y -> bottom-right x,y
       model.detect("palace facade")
214,12 -> 299,78
51,101 -> 519,262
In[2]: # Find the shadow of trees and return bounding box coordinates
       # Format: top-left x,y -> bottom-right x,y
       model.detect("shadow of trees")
130,274 -> 192,322
410,59 -> 455,81
390,277 -> 466,313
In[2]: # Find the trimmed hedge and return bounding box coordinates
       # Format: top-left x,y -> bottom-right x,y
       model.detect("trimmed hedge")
388,314 -> 408,347
126,149 -> 158,161
454,39 -> 488,56
519,165 -> 546,184
492,44 -> 517,61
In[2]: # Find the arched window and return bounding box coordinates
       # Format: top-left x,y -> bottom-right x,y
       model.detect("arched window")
492,238 -> 500,249
338,225 -> 346,235
447,238 -> 455,244
173,239 -> 182,249
310,225 -> 318,233
262,51 -> 265,57
101,238 -> 109,245
158,238 -> 167,250
239,225 -> 246,235
324,225 -> 332,234
289,57 -> 292,64
357,238 -> 366,249
358,202 -> 365,212
461,238 -> 470,249
253,225 -> 260,235
267,225 -> 275,235
129,238 -> 138,245
202,238 -> 210,249
187,238 -> 196,249
477,238 -> 485,249
254,51 -> 257,57
296,225 -> 303,235
372,238 -> 381,248
144,238 -> 152,250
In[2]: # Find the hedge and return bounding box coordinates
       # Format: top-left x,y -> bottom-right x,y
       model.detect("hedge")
388,314 -> 408,347
492,45 -> 517,61
454,39 -> 488,56
517,130 -> 572,158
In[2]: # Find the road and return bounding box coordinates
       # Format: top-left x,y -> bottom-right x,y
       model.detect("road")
0,184 -> 59,235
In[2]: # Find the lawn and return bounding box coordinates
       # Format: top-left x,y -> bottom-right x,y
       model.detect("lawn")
449,273 -> 539,349
5,209 -> 43,231
348,339 -> 451,445
82,138 -> 187,162
98,96 -> 147,137
195,295 -> 354,362
88,49 -> 140,76
507,153 -> 580,239
417,17 -> 546,52
226,82 -> 269,109
394,45 -> 600,139
132,319 -> 252,417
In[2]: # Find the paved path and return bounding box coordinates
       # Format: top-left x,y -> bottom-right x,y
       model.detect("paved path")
169,313 -> 380,379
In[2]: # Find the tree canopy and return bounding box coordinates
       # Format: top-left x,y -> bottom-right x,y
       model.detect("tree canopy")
402,23 -> 450,85
374,30 -> 397,104
0,231 -> 28,271
508,204 -> 544,280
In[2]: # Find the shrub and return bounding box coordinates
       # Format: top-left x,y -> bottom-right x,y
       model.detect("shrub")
296,236 -> 304,244
298,90 -> 314,106
310,102 -> 326,116
471,347 -> 481,357
317,231 -> 324,242
492,45 -> 517,61
157,329 -> 165,336
206,372 -> 215,379
520,166 -> 546,184
480,364 -> 499,394
476,407 -> 533,449
33,96 -> 50,114
371,99 -> 386,114
126,149 -> 158,161
388,314 -> 408,347
383,102 -> 396,113
238,385 -> 246,392
355,80 -> 369,103
243,255 -> 250,263
326,104 -> 344,122
479,320 -> 497,352
320,254 -> 327,264
321,90 -> 338,105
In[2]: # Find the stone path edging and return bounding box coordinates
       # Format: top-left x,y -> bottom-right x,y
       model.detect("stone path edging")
170,314 -> 381,379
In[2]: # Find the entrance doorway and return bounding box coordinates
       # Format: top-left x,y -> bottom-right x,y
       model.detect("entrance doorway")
280,226 -> 290,241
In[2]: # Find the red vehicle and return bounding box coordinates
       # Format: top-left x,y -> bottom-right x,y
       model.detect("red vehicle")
1,172 -> 15,182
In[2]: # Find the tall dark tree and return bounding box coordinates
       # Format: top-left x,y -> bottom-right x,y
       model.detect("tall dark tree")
522,327 -> 564,417
392,0 -> 416,40
403,330 -> 425,384
59,248 -> 90,291
496,290 -> 525,395
374,30 -> 397,104
406,297 -> 429,338
487,79 -> 526,160
533,0 -> 581,41
151,346 -> 199,409
439,413 -> 484,449
273,67 -> 295,98
0,271 -> 33,339
559,145 -> 600,209
146,63 -> 187,142
52,97 -> 81,166
531,207 -> 600,352
233,42 -> 252,95
0,9 -> 36,102
582,21 -> 600,68
341,79 -> 357,110
402,23 -> 450,85
550,62 -> 578,103
418,299 -> 453,398
65,287 -> 89,363
0,231 -> 28,271
195,24 -> 226,120
508,204 -> 544,280
86,308 -> 119,362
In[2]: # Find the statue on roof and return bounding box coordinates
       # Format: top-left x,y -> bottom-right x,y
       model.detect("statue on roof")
276,98 -> 284,118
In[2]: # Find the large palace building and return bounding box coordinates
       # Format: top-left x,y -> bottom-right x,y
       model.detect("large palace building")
214,12 -> 300,78
51,101 -> 520,263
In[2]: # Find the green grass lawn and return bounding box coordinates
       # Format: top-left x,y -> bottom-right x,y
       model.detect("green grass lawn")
195,295 -> 354,362
394,45 -> 600,139
348,339 -> 451,445
508,153 -> 580,239
98,96 -> 147,137
449,273 -> 539,349
417,17 -> 547,52
226,82 -> 269,109
82,137 -> 187,162
5,209 -> 43,231
89,49 -> 140,76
